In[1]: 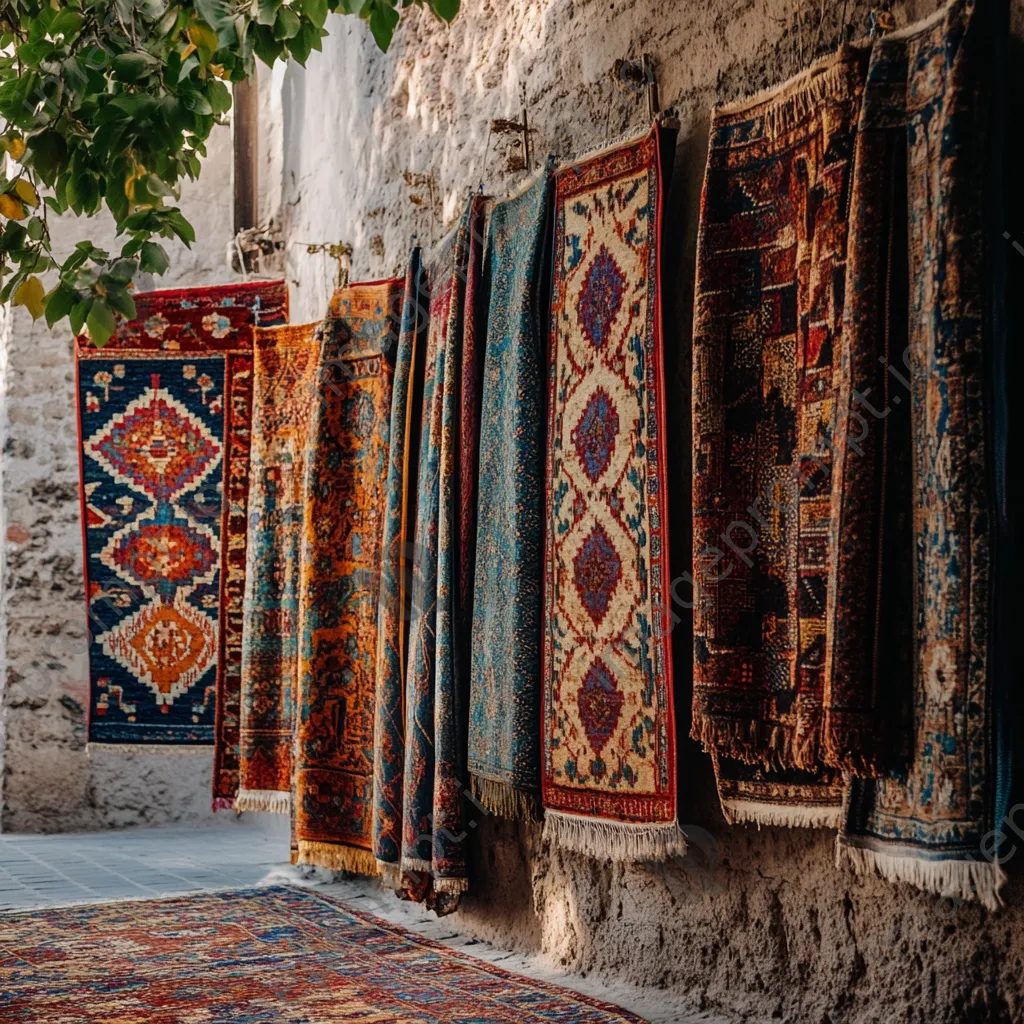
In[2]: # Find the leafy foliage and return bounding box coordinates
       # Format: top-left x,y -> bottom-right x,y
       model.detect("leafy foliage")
0,0 -> 460,343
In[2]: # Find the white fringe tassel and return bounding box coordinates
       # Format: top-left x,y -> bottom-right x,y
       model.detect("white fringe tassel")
721,799 -> 842,830
543,810 -> 687,862
234,789 -> 291,815
837,838 -> 1007,912
87,743 -> 211,757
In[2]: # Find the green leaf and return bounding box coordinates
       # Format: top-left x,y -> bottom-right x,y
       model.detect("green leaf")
49,10 -> 86,39
106,287 -> 138,319
69,298 -> 91,336
429,0 -> 459,22
26,216 -> 44,241
140,240 -> 170,274
256,0 -> 283,26
274,6 -> 302,40
366,0 -> 400,51
207,79 -> 232,115
25,131 -> 68,188
112,51 -> 162,83
180,90 -> 213,115
305,0 -> 330,29
44,284 -> 76,327
86,300 -> 116,346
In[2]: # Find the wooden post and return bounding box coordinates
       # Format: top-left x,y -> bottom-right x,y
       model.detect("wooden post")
233,72 -> 259,235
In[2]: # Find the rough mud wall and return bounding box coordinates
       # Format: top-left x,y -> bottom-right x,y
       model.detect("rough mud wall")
273,3 -> 1024,1022
0,127 -> 241,833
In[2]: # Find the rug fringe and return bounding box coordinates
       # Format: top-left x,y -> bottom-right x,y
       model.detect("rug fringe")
715,43 -> 869,136
401,855 -> 433,875
470,775 -> 542,822
86,743 -> 211,757
433,875 -> 469,895
837,838 -> 1007,912
721,798 -> 842,830
543,810 -> 686,862
234,789 -> 291,815
297,841 -> 379,878
690,715 -> 821,772
211,796 -> 236,812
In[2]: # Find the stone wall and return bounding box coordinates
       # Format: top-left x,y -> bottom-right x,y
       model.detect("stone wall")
2,1 -> 1023,1020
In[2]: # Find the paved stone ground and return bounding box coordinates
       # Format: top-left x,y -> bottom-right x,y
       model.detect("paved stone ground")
0,824 -> 739,1024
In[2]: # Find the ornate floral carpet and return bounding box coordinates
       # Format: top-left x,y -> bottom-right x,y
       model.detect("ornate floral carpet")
236,323 -> 320,815
294,282 -> 401,876
76,281 -> 287,751
541,126 -> 683,862
0,886 -> 644,1022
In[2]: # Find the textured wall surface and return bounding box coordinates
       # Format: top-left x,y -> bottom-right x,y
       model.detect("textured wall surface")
2,2 -> 1023,1021
0,126 -> 240,833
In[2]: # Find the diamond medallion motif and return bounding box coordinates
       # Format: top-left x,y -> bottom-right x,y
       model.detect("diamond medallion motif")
86,375 -> 221,501
577,245 -> 626,349
101,513 -> 218,599
572,522 -> 622,626
572,387 -> 619,483
576,659 -> 624,754
100,597 -> 217,706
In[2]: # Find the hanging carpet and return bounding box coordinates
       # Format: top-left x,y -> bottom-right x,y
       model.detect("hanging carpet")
541,125 -> 685,861
76,280 -> 287,754
294,280 -> 402,875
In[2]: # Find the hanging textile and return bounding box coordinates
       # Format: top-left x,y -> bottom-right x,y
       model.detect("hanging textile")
541,126 -> 684,861
823,25 -> 915,778
76,281 -> 287,758
690,48 -> 870,826
373,250 -> 428,884
401,197 -> 483,903
235,323 -> 320,814
468,170 -> 553,821
294,280 -> 401,874
838,0 -> 1010,910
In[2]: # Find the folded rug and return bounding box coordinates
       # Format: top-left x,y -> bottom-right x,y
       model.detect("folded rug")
823,28 -> 916,779
1,887 -> 644,1023
690,46 -> 870,825
236,323 -> 321,815
838,0 -> 1010,910
373,248 -> 428,884
435,195 -> 488,890
402,198 -> 482,901
469,169 -> 553,822
76,280 -> 287,758
542,126 -> 684,862
294,280 -> 402,875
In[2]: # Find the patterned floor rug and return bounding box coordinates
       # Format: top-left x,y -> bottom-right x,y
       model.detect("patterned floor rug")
0,886 -> 643,1023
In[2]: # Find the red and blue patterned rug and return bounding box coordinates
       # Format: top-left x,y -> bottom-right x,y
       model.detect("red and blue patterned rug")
0,886 -> 643,1022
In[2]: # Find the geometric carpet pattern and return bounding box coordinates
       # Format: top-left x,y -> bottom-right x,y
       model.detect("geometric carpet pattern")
0,886 -> 644,1022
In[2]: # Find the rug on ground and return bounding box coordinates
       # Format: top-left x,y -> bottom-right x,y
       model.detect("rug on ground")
76,280 -> 287,755
0,886 -> 644,1023
469,169 -> 553,822
690,47 -> 870,827
236,323 -> 320,815
542,125 -> 684,861
295,281 -> 401,875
